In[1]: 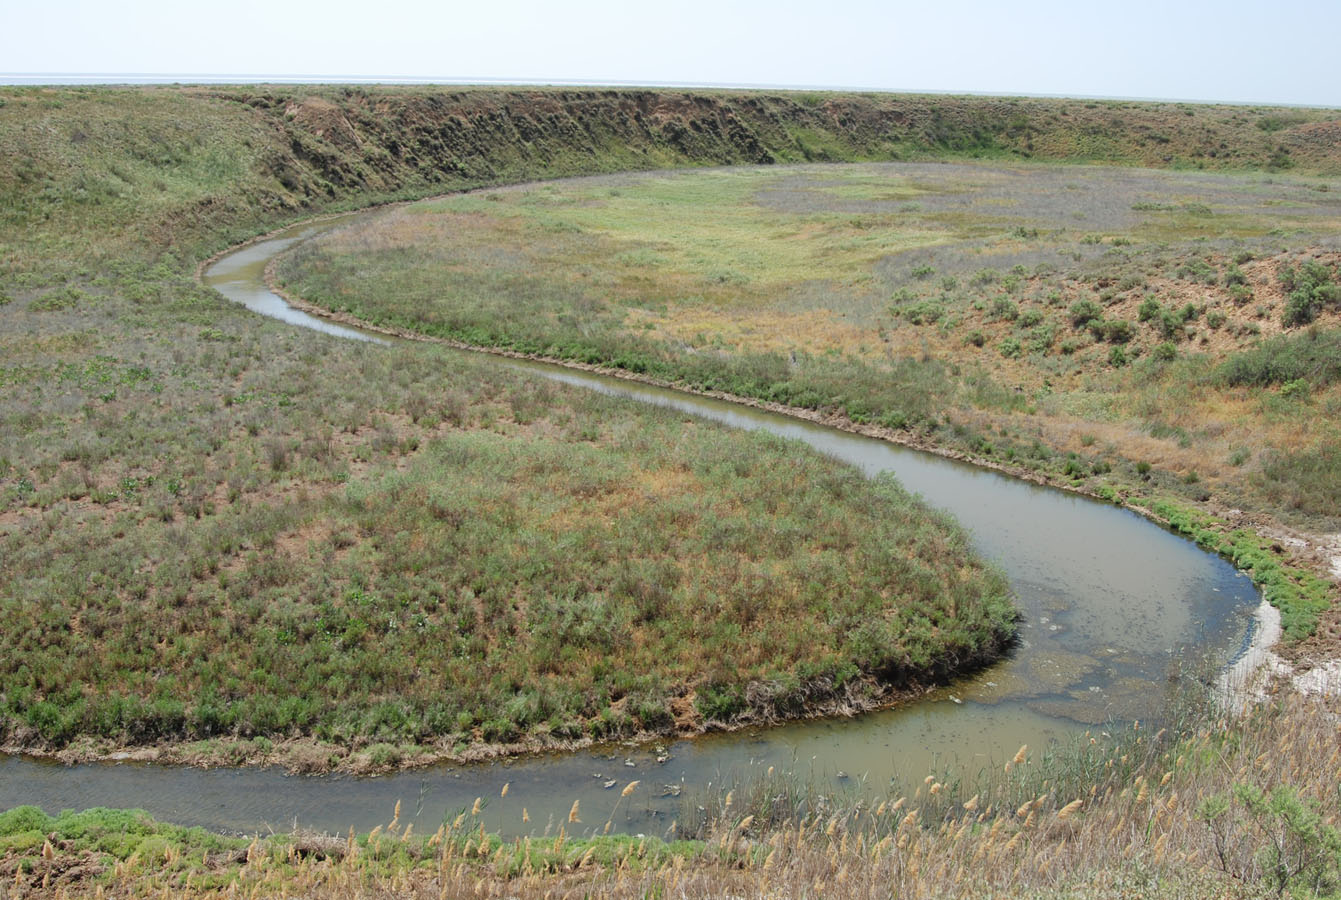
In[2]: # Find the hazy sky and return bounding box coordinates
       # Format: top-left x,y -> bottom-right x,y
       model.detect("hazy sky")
4,0 -> 1338,106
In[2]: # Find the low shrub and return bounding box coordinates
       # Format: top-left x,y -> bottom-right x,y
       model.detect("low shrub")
1279,260 -> 1340,326
990,296 -> 1019,321
1101,319 -> 1135,343
900,301 -> 945,325
1218,329 -> 1341,387
1069,298 -> 1103,327
1018,307 -> 1044,327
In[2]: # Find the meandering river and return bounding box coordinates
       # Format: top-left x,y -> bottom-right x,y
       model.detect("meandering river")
0,215 -> 1260,838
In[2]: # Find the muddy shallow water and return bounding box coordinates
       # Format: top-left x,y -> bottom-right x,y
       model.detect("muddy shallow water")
0,209 -> 1259,838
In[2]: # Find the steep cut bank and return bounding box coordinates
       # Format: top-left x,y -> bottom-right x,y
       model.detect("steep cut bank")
6,86 -> 1341,267
219,86 -> 1341,200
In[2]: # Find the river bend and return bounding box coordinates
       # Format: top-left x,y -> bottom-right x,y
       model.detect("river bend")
0,215 -> 1259,838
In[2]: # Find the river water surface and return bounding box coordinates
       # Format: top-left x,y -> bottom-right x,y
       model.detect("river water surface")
0,216 -> 1259,838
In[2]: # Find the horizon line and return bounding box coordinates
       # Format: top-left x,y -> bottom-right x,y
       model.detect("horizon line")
0,73 -> 1335,110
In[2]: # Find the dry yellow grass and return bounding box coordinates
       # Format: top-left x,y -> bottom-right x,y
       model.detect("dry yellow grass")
625,305 -> 881,359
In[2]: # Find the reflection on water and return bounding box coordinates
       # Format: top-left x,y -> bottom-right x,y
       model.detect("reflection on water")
202,217 -> 387,343
0,217 -> 1259,837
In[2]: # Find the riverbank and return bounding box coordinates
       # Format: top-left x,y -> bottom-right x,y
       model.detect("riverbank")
1,671 -> 952,776
7,688 -> 1339,899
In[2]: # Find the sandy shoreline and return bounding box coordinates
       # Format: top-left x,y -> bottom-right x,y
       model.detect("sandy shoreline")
1218,600 -> 1285,714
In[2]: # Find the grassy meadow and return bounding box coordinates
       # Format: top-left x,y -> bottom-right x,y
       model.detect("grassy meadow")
277,162 -> 1341,645
2,84 -> 1341,897
0,89 -> 1020,768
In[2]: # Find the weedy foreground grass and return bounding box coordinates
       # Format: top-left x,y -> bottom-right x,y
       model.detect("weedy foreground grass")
5,690 -> 1339,898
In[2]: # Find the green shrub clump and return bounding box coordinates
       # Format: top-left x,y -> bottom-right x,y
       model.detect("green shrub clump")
1153,342 -> 1178,361
1099,319 -> 1135,343
1069,298 -> 1103,327
1279,260 -> 1340,326
900,301 -> 945,325
1218,329 -> 1341,387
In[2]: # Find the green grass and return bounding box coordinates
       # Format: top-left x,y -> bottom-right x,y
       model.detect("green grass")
0,805 -> 241,865
1140,500 -> 1332,640
278,162 -> 1341,542
0,802 -> 708,889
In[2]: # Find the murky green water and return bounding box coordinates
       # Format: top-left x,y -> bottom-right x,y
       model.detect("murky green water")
0,216 -> 1259,838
